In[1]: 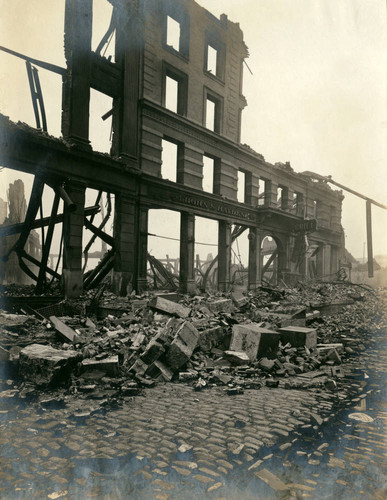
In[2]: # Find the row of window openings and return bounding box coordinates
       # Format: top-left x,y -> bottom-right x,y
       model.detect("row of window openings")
161,140 -> 305,210
167,16 -> 223,78
165,74 -> 221,132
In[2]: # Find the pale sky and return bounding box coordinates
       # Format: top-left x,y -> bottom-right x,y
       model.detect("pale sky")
0,0 -> 386,261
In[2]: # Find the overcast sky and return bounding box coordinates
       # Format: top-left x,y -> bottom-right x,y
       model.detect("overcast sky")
0,0 -> 386,260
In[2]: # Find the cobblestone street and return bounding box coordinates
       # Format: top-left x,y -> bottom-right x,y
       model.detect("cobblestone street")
0,321 -> 386,499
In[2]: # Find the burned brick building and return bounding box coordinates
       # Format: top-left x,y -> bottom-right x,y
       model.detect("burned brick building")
0,0 -> 345,298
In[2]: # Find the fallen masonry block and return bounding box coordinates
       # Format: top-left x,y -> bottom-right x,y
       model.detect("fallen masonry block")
266,379 -> 279,388
130,332 -> 146,350
258,358 -> 275,371
179,371 -> 198,381
211,371 -> 232,385
278,326 -> 317,349
140,340 -> 165,364
207,299 -> 234,314
231,291 -> 249,308
129,359 -> 149,376
146,360 -> 174,381
19,344 -> 80,386
81,356 -> 119,377
331,366 -> 345,377
131,299 -> 148,312
326,348 -> 341,364
154,317 -> 184,346
317,343 -> 344,355
197,326 -> 223,352
230,324 -> 279,361
49,316 -> 79,343
165,322 -> 200,371
223,351 -> 250,365
253,311 -> 305,328
150,297 -> 190,318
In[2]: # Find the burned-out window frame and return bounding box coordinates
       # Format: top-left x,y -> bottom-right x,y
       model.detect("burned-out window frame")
162,4 -> 190,60
203,87 -> 223,134
204,31 -> 226,82
162,62 -> 188,116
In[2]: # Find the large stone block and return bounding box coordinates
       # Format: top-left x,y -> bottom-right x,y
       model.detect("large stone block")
156,317 -> 184,344
140,340 -> 165,364
165,322 -> 199,371
230,324 -> 280,361
81,356 -> 119,376
253,311 -> 305,328
223,351 -> 250,365
278,326 -> 317,349
150,297 -> 190,318
207,299 -> 234,314
197,326 -> 223,352
19,344 -> 80,386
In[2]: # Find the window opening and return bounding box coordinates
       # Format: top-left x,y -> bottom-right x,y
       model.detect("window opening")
207,45 -> 218,74
166,16 -> 181,51
237,171 -> 246,203
161,139 -> 178,182
203,156 -> 214,193
165,76 -> 178,113
205,98 -> 216,131
258,179 -> 266,206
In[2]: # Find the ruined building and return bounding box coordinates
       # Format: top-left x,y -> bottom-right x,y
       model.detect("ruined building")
0,0 -> 344,298
0,180 -> 41,285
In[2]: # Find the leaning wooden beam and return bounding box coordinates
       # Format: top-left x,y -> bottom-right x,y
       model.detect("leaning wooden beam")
14,177 -> 44,254
83,217 -> 114,247
0,45 -> 66,76
85,255 -> 115,290
20,250 -> 61,280
0,205 -> 100,238
83,193 -> 111,272
84,250 -> 114,289
36,193 -> 60,293
17,253 -> 38,282
261,249 -> 278,276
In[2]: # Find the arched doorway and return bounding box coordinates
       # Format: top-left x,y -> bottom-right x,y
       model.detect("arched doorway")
261,235 -> 278,284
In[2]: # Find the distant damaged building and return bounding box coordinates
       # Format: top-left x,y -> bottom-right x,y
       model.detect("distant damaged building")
0,0 -> 344,297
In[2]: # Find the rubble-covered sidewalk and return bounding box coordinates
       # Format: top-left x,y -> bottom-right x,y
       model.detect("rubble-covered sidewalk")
0,283 -> 386,499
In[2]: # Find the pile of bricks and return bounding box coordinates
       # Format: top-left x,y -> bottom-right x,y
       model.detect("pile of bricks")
6,285 -> 362,398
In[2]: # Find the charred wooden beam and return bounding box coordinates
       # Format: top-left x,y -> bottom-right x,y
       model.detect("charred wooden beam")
36,193 -> 60,293
0,205 -> 99,238
261,249 -> 278,276
84,217 -> 114,247
20,250 -> 61,280
84,250 -> 115,289
0,45 -> 66,76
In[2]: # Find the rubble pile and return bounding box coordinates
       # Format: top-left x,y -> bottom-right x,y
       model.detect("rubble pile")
0,283 -> 383,402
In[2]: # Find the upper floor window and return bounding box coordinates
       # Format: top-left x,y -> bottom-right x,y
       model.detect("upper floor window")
204,33 -> 225,80
166,16 -> 180,51
163,6 -> 190,58
237,171 -> 246,203
161,139 -> 178,182
204,88 -> 223,133
203,155 -> 215,193
162,63 -> 188,115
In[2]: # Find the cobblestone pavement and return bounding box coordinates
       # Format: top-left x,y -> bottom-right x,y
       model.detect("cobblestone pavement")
0,317 -> 386,498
